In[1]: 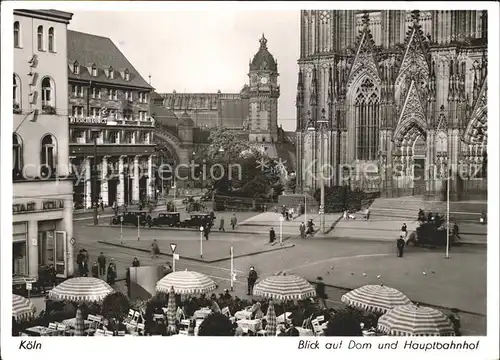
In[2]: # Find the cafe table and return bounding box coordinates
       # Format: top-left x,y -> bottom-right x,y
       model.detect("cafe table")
194,308 -> 212,319
234,309 -> 252,320
236,319 -> 262,333
25,326 -> 58,336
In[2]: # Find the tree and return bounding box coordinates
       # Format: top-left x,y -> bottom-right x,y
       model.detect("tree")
197,312 -> 234,336
101,292 -> 130,323
285,173 -> 297,194
324,308 -> 363,336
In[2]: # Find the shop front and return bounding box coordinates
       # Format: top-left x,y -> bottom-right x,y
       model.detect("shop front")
12,195 -> 74,282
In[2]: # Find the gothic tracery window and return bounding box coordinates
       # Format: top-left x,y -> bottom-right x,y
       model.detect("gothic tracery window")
355,78 -> 380,160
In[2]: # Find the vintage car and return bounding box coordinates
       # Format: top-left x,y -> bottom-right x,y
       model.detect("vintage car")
180,214 -> 214,229
151,212 -> 181,227
406,222 -> 455,248
110,211 -> 152,227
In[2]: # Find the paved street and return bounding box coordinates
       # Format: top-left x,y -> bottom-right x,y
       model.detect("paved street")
73,217 -> 486,335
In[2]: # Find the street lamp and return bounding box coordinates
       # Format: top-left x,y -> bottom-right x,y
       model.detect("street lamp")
172,182 -> 177,211
279,216 -> 284,246
317,108 -> 328,233
90,128 -> 100,226
437,132 -> 450,259
199,226 -> 204,258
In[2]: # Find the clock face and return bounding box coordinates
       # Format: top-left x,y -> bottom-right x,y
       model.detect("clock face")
260,76 -> 268,85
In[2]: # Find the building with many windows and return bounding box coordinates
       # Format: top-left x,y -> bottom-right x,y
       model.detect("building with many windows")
13,9 -> 75,280
67,30 -> 154,209
295,10 -> 488,200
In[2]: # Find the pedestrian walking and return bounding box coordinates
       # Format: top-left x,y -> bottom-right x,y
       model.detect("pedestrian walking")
132,257 -> 140,267
364,208 -> 370,221
397,236 -> 405,257
269,227 -> 276,244
204,226 -> 210,240
112,201 -> 118,216
97,252 -> 106,276
99,196 -> 104,212
91,261 -> 99,278
299,222 -> 306,238
230,214 -> 237,230
151,239 -> 160,259
247,266 -> 258,295
343,208 -> 348,220
219,217 -> 225,232
401,223 -> 408,239
452,223 -> 461,241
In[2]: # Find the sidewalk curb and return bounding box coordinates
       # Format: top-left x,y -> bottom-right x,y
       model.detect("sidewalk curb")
85,223 -> 282,237
308,280 -> 486,317
97,240 -> 295,263
307,235 -> 486,247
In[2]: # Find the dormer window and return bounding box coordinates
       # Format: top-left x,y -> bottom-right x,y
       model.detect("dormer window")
124,69 -> 130,81
109,67 -> 114,79
73,62 -> 80,75
91,65 -> 97,77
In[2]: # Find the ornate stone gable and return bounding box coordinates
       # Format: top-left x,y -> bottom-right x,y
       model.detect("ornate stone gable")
394,80 -> 427,143
395,11 -> 431,104
435,105 -> 447,132
347,13 -> 381,87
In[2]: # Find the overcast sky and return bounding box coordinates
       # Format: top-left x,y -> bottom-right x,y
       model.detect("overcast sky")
68,11 -> 300,130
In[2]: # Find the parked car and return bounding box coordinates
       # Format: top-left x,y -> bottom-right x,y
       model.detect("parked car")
200,191 -> 213,201
182,196 -> 195,205
151,212 -> 181,227
110,211 -> 152,227
406,222 -> 455,248
180,214 -> 214,229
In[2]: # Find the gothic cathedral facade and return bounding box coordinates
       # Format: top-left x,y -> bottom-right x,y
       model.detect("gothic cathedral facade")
295,10 -> 488,200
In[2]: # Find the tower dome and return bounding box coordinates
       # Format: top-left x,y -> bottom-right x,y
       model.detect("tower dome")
250,34 -> 277,72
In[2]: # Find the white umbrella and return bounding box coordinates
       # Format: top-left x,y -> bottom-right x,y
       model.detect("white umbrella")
378,304 -> 455,336
48,277 -> 114,302
341,284 -> 411,313
156,270 -> 216,295
13,294 -> 35,320
252,274 -> 316,301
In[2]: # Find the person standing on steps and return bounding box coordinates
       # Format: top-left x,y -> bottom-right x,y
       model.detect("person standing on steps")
97,252 -> 106,277
401,223 -> 408,240
230,214 -> 237,230
247,266 -> 258,295
151,239 -> 160,259
91,261 -> 99,278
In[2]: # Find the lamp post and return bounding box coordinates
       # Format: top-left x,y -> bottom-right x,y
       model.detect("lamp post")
199,226 -> 204,258
438,132 -> 450,259
172,182 -> 176,211
317,109 -> 328,233
90,129 -> 100,225
279,216 -> 284,246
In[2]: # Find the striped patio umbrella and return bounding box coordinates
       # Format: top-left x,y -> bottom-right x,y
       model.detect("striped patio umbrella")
378,304 -> 455,336
74,307 -> 85,336
12,294 -> 35,320
156,270 -> 216,295
265,301 -> 277,336
166,287 -> 177,333
252,274 -> 316,301
340,284 -> 411,313
48,277 -> 114,302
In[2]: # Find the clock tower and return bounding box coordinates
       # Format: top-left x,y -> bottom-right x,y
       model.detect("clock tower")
248,34 -> 280,144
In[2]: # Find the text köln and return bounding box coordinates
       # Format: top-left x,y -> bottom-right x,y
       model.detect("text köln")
19,340 -> 42,350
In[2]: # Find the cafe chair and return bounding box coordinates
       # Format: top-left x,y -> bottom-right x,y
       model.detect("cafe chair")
117,331 -> 126,336
311,319 -> 324,336
104,330 -> 114,336
124,309 -> 135,324
257,329 -> 267,336
94,329 -> 105,336
48,322 -> 58,331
